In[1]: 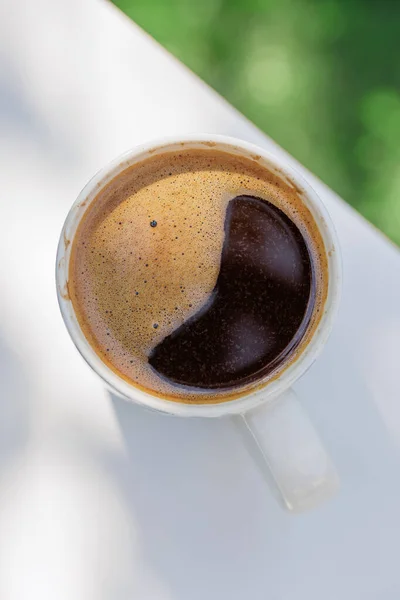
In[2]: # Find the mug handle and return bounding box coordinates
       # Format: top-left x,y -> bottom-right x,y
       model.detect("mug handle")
242,389 -> 339,512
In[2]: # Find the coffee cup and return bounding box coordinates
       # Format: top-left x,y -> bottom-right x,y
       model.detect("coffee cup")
56,134 -> 342,512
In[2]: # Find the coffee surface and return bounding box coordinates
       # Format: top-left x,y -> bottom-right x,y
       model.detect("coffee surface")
69,148 -> 327,402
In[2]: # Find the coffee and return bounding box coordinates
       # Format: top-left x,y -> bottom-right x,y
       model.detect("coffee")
69,148 -> 328,403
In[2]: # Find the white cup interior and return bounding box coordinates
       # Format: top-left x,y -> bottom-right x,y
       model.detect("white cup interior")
56,134 -> 342,417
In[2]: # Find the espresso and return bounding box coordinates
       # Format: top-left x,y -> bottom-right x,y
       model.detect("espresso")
69,148 -> 327,403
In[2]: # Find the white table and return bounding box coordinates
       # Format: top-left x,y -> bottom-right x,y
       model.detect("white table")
1,1 -> 400,598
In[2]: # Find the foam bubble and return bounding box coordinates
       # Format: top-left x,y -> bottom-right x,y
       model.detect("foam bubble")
69,149 -> 328,403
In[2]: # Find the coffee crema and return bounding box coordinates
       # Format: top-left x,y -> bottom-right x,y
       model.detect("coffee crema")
69,148 -> 328,403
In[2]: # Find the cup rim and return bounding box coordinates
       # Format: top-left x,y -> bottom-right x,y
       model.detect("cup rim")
56,134 -> 342,417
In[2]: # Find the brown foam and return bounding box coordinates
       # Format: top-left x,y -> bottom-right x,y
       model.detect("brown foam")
69,149 -> 328,403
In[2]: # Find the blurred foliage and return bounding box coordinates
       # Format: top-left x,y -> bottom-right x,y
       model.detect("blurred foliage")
113,0 -> 400,245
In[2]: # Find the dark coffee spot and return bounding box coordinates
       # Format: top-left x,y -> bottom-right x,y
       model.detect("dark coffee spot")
149,195 -> 314,389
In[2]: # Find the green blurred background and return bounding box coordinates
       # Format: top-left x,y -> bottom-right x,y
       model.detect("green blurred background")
113,0 -> 400,245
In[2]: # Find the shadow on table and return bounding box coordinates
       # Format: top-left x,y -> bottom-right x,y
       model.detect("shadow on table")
109,391 -> 281,600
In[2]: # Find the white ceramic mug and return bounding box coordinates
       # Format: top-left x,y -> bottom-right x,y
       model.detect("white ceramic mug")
56,134 -> 342,512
